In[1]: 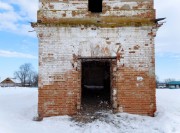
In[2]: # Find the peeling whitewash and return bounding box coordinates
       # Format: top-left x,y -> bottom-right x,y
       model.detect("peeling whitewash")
38,0 -> 154,19
39,0 -> 153,11
35,0 -> 158,117
36,26 -> 156,87
38,10 -> 154,19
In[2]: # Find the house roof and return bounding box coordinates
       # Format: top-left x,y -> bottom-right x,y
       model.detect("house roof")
1,78 -> 15,84
157,83 -> 166,85
167,81 -> 180,85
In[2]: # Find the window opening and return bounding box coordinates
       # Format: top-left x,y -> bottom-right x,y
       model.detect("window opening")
88,0 -> 102,13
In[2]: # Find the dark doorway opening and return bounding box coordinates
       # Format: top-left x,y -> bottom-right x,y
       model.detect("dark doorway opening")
81,61 -> 111,113
88,0 -> 102,13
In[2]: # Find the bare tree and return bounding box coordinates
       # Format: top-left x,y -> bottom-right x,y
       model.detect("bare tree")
33,73 -> 38,87
29,69 -> 38,87
155,75 -> 159,87
156,75 -> 159,83
27,70 -> 34,86
14,63 -> 37,87
164,78 -> 175,84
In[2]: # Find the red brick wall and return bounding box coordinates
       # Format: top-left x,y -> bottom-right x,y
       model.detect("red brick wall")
35,0 -> 157,117
115,67 -> 156,116
38,70 -> 81,117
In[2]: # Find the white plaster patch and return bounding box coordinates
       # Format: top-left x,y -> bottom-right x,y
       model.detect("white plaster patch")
113,89 -> 117,96
118,106 -> 124,113
67,91 -> 74,96
137,76 -> 144,81
113,101 -> 117,108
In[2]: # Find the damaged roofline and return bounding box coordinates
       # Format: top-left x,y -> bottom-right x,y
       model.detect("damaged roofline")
30,17 -> 158,28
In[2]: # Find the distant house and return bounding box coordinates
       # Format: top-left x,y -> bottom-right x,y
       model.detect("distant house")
0,78 -> 16,87
166,81 -> 180,89
157,83 -> 166,89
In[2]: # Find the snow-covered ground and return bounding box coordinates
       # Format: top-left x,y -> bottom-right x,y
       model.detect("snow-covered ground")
0,87 -> 180,133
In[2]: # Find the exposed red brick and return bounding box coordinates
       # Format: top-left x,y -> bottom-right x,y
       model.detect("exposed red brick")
35,0 -> 157,118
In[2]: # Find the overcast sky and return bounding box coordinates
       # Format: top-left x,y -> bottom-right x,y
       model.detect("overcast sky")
155,0 -> 180,81
0,0 -> 180,82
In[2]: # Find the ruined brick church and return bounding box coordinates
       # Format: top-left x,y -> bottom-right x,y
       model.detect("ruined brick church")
32,0 -> 161,117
